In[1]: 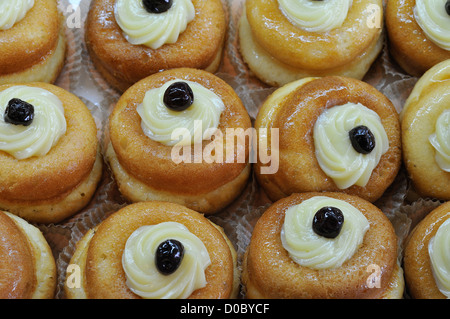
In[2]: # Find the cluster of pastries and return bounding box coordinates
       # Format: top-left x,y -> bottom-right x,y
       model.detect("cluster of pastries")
244,63 -> 449,299
240,0 -> 450,84
0,0 -> 449,299
0,0 -> 101,298
239,0 -> 450,299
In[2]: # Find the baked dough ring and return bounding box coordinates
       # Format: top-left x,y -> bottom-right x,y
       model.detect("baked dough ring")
64,201 -> 239,299
240,0 -> 383,86
404,201 -> 450,299
107,68 -> 251,215
386,0 -> 450,77
254,76 -> 402,203
239,7 -> 384,87
0,211 -> 56,299
242,192 -> 404,299
0,0 -> 66,84
401,60 -> 450,200
85,0 -> 227,92
0,83 -> 102,224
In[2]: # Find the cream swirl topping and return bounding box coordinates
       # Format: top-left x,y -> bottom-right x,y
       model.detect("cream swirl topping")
278,0 -> 353,32
281,196 -> 369,270
429,109 -> 450,172
414,0 -> 450,51
313,102 -> 389,189
122,222 -> 211,299
0,0 -> 34,30
428,217 -> 450,298
115,0 -> 195,49
0,86 -> 66,160
137,79 -> 225,146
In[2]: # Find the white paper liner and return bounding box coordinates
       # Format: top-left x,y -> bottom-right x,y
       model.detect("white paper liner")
30,0 -> 445,299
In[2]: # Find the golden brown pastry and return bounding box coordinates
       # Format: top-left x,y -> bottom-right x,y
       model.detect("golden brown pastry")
0,210 -> 56,299
64,201 -> 239,299
0,0 -> 66,84
404,201 -> 450,299
401,59 -> 450,201
0,82 -> 103,224
386,0 -> 450,77
254,76 -> 402,203
85,0 -> 227,92
106,68 -> 251,215
242,192 -> 404,299
239,0 -> 384,86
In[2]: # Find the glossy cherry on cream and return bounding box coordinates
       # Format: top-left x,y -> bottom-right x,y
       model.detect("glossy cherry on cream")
163,81 -> 194,112
155,239 -> 185,275
349,125 -> 376,154
312,206 -> 344,239
4,98 -> 34,126
142,0 -> 173,14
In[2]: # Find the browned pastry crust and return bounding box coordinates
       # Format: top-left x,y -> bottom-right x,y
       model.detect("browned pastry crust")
400,60 -> 450,201
0,211 -> 56,299
404,201 -> 450,299
65,201 -> 239,299
0,82 -> 102,224
239,0 -> 384,86
245,0 -> 382,70
254,76 -> 402,203
0,0 -> 66,83
242,192 -> 403,299
85,0 -> 227,92
107,68 -> 251,215
0,211 -> 35,298
386,0 -> 450,77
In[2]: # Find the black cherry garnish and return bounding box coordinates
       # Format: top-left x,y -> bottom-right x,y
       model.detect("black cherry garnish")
155,239 -> 185,275
349,125 -> 376,154
163,81 -> 194,112
142,0 -> 173,14
4,98 -> 34,126
312,206 -> 344,239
